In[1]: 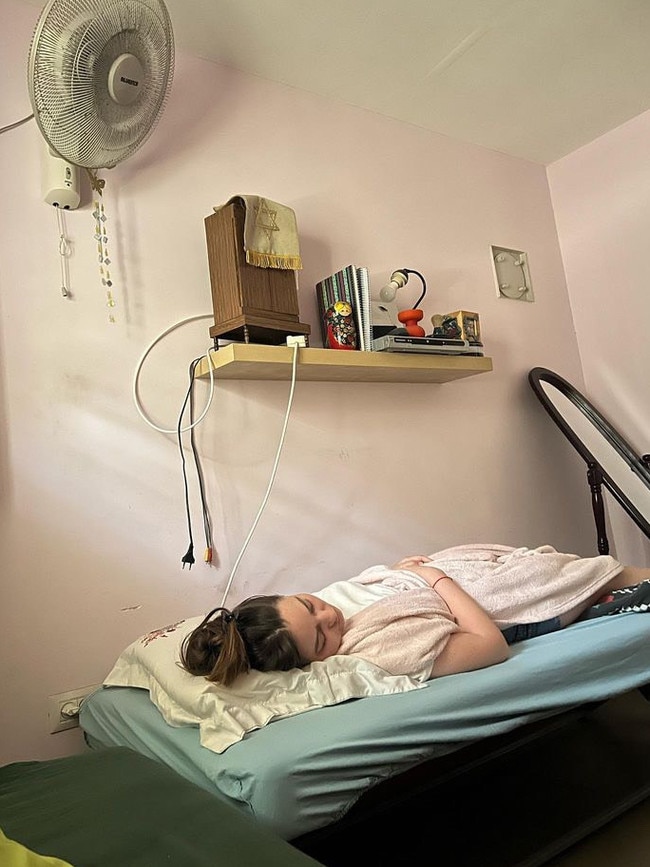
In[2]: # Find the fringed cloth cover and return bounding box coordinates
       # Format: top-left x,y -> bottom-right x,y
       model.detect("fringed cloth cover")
216,195 -> 303,270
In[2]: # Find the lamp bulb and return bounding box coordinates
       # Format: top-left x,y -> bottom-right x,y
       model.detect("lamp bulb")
379,269 -> 408,302
379,279 -> 399,302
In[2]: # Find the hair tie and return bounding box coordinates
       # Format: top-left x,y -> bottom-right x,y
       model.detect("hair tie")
222,610 -> 234,624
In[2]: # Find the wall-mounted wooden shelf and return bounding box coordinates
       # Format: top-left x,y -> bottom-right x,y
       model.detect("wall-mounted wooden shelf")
195,344 -> 493,383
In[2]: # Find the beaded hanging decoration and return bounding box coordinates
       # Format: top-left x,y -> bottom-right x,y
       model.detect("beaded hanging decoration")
87,169 -> 116,323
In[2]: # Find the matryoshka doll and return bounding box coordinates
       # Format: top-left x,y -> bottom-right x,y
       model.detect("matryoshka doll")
324,300 -> 358,350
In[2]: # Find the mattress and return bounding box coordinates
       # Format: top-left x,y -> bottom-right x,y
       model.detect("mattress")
80,613 -> 650,841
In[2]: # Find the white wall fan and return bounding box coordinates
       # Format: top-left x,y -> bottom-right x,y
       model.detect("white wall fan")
28,0 -> 175,178
27,0 -> 174,308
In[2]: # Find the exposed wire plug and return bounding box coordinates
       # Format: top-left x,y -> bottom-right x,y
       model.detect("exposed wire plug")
181,544 -> 195,569
60,701 -> 81,718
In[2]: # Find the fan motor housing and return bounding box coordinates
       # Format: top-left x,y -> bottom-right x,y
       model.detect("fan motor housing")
108,53 -> 145,105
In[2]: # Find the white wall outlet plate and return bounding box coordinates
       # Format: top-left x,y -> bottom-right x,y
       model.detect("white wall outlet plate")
47,685 -> 101,734
490,245 -> 535,302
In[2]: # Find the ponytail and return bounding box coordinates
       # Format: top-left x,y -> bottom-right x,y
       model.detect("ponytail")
179,596 -> 305,686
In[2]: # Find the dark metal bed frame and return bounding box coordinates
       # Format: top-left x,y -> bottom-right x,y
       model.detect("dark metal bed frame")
292,368 -> 650,867
528,366 -> 650,554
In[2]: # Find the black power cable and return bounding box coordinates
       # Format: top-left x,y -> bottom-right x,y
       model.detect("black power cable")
177,357 -> 214,569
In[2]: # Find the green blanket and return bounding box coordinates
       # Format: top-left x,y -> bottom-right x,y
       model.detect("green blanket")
0,747 -> 321,867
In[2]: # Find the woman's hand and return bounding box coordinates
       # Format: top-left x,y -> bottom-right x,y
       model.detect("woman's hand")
391,555 -> 432,570
391,558 -> 450,590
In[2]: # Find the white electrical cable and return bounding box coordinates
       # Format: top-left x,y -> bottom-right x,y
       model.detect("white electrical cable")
219,342 -> 299,608
56,206 -> 72,298
0,113 -> 34,134
133,314 -> 300,601
132,314 -> 217,434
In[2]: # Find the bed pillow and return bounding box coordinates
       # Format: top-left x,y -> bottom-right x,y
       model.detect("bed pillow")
102,616 -> 423,753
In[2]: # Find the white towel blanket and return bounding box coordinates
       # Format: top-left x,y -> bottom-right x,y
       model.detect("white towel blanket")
330,544 -> 623,681
338,586 -> 457,682
424,543 -> 622,625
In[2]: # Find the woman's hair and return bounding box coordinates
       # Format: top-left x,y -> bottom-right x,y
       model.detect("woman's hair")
179,595 -> 305,686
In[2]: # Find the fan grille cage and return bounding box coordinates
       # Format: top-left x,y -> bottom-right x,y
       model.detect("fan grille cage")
29,0 -> 174,168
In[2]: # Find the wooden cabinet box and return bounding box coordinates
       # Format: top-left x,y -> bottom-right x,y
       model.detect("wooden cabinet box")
204,201 -> 311,345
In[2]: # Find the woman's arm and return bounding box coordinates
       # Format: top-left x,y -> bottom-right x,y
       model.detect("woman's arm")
405,566 -> 511,678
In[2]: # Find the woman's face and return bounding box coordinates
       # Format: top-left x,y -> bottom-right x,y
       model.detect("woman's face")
277,594 -> 345,663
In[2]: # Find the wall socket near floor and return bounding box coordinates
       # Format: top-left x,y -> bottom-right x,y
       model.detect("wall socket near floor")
48,685 -> 101,734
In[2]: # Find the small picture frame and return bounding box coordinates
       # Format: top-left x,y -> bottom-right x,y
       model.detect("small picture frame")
444,310 -> 481,344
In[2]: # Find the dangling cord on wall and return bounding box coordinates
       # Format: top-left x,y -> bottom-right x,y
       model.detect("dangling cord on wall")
219,342 -> 299,608
177,351 -> 221,568
132,314 -> 217,434
189,356 -> 214,565
132,318 -> 298,589
55,206 -> 72,299
0,113 -> 34,134
131,316 -> 218,568
178,363 -> 197,568
177,356 -> 207,569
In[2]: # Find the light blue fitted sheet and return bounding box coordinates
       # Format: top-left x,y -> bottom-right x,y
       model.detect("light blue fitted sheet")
79,614 -> 650,841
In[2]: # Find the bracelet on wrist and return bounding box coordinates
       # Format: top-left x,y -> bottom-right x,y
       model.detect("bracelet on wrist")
431,575 -> 452,591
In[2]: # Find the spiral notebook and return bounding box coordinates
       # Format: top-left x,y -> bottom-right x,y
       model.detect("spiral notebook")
315,265 -> 372,350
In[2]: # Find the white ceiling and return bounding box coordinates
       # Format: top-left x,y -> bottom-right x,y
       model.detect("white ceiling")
18,0 -> 650,164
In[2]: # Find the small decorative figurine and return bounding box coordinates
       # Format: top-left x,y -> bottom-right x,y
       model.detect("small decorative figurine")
324,300 -> 358,350
447,310 -> 481,344
431,310 -> 481,344
431,314 -> 462,339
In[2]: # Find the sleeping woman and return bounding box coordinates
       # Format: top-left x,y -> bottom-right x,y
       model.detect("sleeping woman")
179,544 -> 650,686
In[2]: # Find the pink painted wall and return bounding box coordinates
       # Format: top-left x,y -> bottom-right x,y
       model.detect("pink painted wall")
548,112 -> 650,567
0,0 -> 606,762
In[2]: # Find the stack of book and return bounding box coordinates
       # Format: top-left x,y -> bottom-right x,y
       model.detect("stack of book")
315,265 -> 372,350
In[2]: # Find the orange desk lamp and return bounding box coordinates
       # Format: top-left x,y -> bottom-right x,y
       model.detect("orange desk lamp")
379,268 -> 428,337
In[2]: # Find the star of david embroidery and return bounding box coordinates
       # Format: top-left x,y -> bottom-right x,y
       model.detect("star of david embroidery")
253,198 -> 280,243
